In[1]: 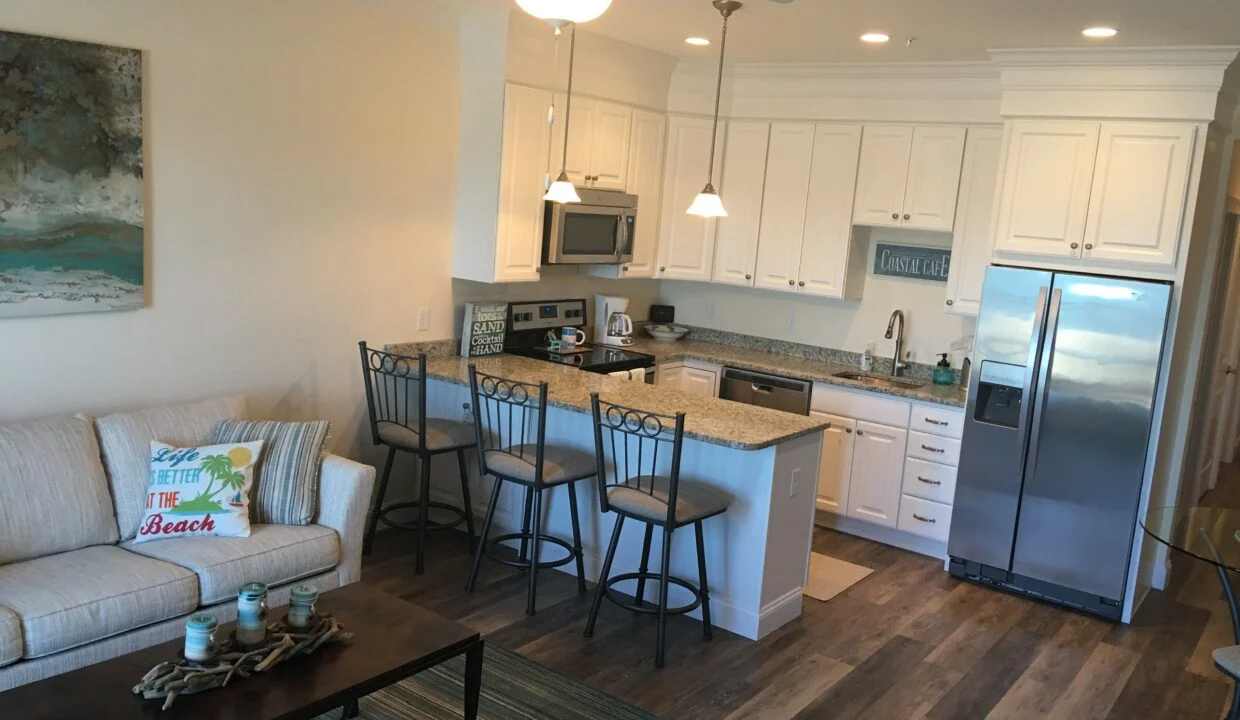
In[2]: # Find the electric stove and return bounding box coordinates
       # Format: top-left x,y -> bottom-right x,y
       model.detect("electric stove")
504,299 -> 655,376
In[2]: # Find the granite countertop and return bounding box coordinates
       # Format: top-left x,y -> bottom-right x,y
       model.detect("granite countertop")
626,336 -> 968,408
414,354 -> 830,451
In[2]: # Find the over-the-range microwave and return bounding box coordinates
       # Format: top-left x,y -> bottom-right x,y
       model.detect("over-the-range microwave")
542,188 -> 637,265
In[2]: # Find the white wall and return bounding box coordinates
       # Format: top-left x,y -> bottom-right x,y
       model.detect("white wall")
0,0 -> 460,463
658,227 -> 977,366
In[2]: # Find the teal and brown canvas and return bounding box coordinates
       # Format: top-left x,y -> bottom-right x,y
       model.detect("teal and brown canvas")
0,29 -> 143,318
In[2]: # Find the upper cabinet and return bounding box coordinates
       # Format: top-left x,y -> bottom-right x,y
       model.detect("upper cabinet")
798,124 -> 865,299
945,127 -> 1003,316
619,109 -> 666,278
853,125 -> 966,232
658,115 -> 726,281
552,96 -> 632,191
993,120 -> 1195,269
753,123 -> 817,291
712,122 -> 771,287
494,84 -> 554,283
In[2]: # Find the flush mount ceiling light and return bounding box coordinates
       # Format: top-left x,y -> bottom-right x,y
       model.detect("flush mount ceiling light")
860,32 -> 890,43
1082,26 -> 1118,38
545,24 -> 581,204
515,0 -> 612,27
685,37 -> 711,46
687,0 -> 742,218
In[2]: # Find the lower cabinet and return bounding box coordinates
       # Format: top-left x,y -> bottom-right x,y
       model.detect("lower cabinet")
845,421 -> 908,528
656,361 -> 721,397
812,412 -> 855,514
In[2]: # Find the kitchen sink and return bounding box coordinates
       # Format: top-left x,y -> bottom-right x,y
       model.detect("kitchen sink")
832,371 -> 925,390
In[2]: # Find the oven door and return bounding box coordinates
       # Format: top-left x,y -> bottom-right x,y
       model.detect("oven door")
544,203 -> 636,264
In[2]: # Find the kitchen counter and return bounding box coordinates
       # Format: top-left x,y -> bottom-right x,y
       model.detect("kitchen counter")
626,336 -> 968,408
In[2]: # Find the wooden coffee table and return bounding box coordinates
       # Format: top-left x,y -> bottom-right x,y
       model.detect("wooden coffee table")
2,583 -> 483,719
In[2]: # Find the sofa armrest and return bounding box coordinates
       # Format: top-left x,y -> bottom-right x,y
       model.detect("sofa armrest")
316,454 -> 375,586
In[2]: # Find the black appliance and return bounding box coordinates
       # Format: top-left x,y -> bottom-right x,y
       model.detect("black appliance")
504,299 -> 655,378
649,304 -> 676,324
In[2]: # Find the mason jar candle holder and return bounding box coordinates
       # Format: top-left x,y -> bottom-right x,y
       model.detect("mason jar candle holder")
183,613 -> 218,662
286,584 -> 319,629
236,582 -> 268,647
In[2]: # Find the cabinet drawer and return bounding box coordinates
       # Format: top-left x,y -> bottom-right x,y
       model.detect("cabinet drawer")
898,494 -> 953,541
907,431 -> 961,466
909,404 -> 965,439
902,458 -> 957,505
812,383 -> 911,427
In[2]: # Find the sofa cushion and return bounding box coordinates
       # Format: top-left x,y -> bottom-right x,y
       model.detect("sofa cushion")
0,546 -> 198,659
210,420 -> 331,525
96,396 -> 246,541
123,524 -> 339,605
132,440 -> 264,543
0,414 -> 119,565
0,605 -> 20,667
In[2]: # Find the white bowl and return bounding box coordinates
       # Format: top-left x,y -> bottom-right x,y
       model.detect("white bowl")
644,324 -> 689,341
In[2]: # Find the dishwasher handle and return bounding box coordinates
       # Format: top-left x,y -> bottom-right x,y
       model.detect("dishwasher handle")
751,383 -> 774,394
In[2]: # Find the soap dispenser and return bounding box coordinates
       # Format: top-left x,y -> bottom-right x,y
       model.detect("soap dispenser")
933,353 -> 953,386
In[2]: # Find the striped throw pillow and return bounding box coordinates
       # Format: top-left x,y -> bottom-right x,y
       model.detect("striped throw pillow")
209,420 -> 330,525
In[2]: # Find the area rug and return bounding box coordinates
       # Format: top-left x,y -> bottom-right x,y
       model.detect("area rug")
802,552 -> 874,602
315,643 -> 662,719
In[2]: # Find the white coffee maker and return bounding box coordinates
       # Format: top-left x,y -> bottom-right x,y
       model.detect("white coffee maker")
594,294 -> 634,347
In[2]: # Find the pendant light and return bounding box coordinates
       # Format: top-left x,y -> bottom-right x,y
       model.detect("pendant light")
544,23 -> 581,204
516,0 -> 612,27
687,0 -> 742,218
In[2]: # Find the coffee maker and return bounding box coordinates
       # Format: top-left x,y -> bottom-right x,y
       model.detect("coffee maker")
594,294 -> 634,347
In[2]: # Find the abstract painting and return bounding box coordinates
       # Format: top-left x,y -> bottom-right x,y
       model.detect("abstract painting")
0,29 -> 143,319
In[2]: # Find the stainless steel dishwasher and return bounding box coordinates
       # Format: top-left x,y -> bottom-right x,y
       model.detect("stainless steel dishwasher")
718,367 -> 812,415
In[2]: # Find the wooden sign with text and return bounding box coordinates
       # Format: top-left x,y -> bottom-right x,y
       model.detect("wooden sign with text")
873,243 -> 951,282
460,301 -> 508,357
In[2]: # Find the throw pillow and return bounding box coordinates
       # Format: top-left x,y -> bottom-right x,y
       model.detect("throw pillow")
209,420 -> 330,525
133,440 -> 264,543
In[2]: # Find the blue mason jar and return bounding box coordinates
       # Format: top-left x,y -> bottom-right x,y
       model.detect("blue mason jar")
287,584 -> 319,629
184,613 -> 217,662
236,582 -> 268,646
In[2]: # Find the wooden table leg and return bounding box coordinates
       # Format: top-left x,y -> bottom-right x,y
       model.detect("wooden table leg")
463,639 -> 484,720
342,698 -> 359,718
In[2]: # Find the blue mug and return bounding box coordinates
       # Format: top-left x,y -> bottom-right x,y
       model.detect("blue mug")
560,327 -> 586,349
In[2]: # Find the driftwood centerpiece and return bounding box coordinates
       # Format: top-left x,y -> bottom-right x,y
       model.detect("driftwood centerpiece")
133,615 -> 352,710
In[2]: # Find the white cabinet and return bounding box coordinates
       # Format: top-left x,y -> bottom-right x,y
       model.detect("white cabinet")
813,412 -> 855,514
754,123 -> 817,291
657,363 -> 684,389
798,124 -> 865,299
852,125 -> 965,232
845,421 -> 908,528
553,96 -> 632,190
712,122 -> 771,286
589,109 -> 666,280
945,127 -> 1003,316
493,83 -> 553,283
656,360 -> 720,397
1081,123 -> 1195,267
658,116 -> 726,281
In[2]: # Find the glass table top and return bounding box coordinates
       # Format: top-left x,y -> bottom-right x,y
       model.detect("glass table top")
1141,506 -> 1240,573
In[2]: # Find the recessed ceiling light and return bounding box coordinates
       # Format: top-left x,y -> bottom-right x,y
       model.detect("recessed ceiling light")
1082,26 -> 1118,38
860,32 -> 890,44
685,37 -> 711,46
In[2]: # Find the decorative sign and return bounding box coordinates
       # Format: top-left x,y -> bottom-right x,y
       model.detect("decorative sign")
460,301 -> 508,357
874,243 -> 951,282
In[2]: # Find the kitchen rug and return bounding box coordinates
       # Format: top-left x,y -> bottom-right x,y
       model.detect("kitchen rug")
802,552 -> 874,602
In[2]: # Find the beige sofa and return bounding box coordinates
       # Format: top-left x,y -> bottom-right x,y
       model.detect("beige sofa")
0,396 -> 375,690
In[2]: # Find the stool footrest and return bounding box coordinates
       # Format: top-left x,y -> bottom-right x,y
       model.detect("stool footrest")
485,532 -> 577,570
378,501 -> 469,532
603,571 -> 703,616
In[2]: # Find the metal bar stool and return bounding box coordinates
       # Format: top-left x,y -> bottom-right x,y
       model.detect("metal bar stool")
465,366 -> 594,615
584,393 -> 731,667
358,342 -> 477,573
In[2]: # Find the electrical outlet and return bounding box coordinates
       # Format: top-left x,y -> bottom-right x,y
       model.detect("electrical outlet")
416,307 -> 430,332
461,402 -> 473,424
789,468 -> 800,498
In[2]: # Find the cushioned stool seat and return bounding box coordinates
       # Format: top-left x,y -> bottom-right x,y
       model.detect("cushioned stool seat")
607,476 -> 730,524
483,444 -> 596,485
377,419 -> 475,452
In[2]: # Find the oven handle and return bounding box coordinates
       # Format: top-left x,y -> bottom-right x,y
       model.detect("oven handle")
613,214 -> 624,258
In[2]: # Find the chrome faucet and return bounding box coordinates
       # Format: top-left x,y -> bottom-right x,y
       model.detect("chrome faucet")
885,309 -> 907,377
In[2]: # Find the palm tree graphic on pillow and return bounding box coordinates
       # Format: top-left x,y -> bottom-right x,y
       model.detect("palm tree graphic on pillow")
169,446 -> 251,514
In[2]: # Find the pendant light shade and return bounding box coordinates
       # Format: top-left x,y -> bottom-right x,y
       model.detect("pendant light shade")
687,0 -> 742,218
516,0 -> 612,26
545,172 -> 582,203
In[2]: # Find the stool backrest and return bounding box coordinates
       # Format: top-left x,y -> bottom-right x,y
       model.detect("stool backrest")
468,365 -> 549,483
590,393 -> 685,526
358,342 -> 426,446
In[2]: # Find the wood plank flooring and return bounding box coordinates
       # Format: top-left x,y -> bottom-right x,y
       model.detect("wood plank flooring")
359,465 -> 1240,720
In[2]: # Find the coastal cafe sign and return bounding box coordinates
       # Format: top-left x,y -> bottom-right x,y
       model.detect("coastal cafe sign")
874,243 -> 951,282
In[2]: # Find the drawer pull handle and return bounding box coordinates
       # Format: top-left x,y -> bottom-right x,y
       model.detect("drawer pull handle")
917,476 -> 942,486
924,417 -> 947,426
913,513 -> 937,524
921,444 -> 945,453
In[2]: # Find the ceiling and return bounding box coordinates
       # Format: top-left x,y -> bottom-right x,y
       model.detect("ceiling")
577,0 -> 1240,64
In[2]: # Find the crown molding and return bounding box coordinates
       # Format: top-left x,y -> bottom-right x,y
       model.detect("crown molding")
731,61 -> 999,82
989,46 -> 1240,69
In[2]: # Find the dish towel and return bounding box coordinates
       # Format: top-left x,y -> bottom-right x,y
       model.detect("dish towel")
607,368 -> 647,382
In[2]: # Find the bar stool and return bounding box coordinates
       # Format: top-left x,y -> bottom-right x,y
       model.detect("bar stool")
465,366 -> 594,615
358,342 -> 477,573
584,393 -> 731,667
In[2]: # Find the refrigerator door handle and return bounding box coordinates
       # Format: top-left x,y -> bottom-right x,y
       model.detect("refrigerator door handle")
1016,286 -> 1051,475
1024,288 -> 1063,482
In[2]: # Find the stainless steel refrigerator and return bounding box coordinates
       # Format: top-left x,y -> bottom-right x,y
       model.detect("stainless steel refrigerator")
948,265 -> 1172,620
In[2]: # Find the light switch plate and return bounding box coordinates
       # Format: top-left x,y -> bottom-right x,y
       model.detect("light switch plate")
417,307 -> 430,331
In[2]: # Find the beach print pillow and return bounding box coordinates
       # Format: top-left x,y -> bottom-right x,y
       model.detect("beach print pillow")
133,440 -> 264,542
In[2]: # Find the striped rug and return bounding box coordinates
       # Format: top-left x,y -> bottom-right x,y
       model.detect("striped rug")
316,644 -> 661,719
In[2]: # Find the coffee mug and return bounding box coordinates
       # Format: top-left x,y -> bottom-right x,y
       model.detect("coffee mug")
560,327 -> 586,349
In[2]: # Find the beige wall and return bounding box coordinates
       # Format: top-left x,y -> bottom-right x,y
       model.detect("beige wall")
0,0 -> 460,463
1230,141 -> 1240,212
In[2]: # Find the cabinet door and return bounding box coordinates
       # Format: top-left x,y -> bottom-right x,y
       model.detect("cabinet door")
1081,123 -> 1195,267
712,122 -> 770,286
551,94 -> 595,187
495,84 -> 553,283
945,128 -> 1003,316
657,363 -> 684,389
753,123 -> 816,292
902,126 -> 966,231
993,120 -> 1099,258
680,367 -> 718,397
590,100 -> 633,190
814,412 -> 856,514
852,125 -> 913,227
658,116 -> 726,281
845,421 -> 908,528
620,110 -> 666,279
798,124 -> 863,298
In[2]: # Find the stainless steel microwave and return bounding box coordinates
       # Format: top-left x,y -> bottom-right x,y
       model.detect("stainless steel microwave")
542,188 -> 637,265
